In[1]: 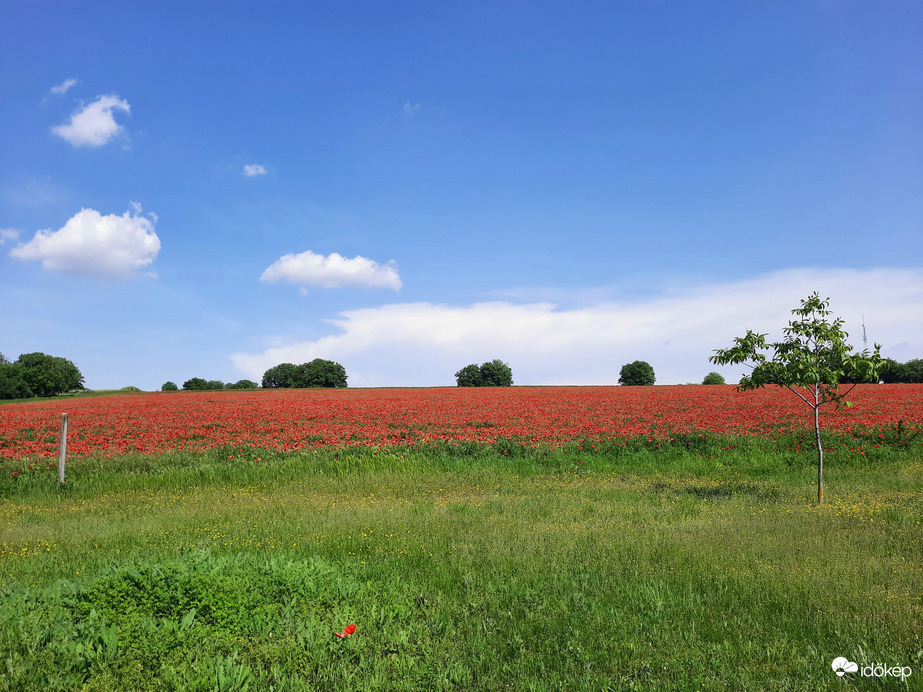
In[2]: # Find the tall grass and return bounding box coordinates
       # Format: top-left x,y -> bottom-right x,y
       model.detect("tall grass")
1,442 -> 921,690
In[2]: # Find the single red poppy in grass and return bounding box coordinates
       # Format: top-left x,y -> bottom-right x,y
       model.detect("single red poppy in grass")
334,624 -> 357,638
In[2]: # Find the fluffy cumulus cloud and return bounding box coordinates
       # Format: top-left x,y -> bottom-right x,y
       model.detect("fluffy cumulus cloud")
49,78 -> 79,95
10,203 -> 160,278
260,250 -> 402,290
243,164 -> 267,176
232,268 -> 923,386
52,94 -> 130,147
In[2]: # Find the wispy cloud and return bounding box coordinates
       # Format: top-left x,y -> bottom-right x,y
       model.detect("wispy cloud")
0,229 -> 20,245
51,94 -> 130,147
403,101 -> 420,116
232,268 -> 923,386
260,250 -> 402,291
243,164 -> 267,177
49,78 -> 79,96
10,203 -> 160,278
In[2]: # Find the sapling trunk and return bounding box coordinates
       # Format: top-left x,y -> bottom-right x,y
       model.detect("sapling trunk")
814,404 -> 823,505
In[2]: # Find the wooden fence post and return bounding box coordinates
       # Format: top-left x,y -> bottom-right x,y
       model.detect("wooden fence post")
58,413 -> 68,483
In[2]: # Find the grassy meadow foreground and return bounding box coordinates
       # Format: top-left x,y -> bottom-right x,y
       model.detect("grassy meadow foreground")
1,387 -> 921,690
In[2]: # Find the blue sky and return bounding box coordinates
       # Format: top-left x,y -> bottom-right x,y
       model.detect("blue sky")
2,1 -> 921,388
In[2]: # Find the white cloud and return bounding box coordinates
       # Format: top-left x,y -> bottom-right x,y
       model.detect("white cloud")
10,204 -> 160,278
232,267 -> 923,386
0,229 -> 19,245
403,101 -> 420,116
260,250 -> 402,290
52,94 -> 130,147
243,164 -> 267,177
49,78 -> 79,95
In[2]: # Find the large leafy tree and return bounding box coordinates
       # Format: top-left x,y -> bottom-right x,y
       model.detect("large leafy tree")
15,352 -> 84,397
262,363 -> 299,389
296,359 -> 348,388
618,360 -> 655,386
479,359 -> 513,386
262,359 -> 348,388
0,363 -> 33,399
454,364 -> 483,387
455,360 -> 513,387
710,293 -> 885,504
183,377 -> 211,391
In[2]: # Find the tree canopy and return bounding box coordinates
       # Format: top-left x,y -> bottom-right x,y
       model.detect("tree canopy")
261,359 -> 348,388
702,372 -> 726,385
619,361 -> 655,386
13,353 -> 84,398
455,360 -> 513,387
880,358 -> 923,383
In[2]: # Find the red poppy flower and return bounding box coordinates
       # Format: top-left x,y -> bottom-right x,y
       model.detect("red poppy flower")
334,624 -> 357,638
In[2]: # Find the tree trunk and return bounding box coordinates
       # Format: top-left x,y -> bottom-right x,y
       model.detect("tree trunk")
814,398 -> 823,505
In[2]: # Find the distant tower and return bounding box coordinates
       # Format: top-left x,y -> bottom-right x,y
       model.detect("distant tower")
862,315 -> 868,350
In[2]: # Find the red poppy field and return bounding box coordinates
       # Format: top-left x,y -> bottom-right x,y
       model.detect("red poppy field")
2,384 -> 921,461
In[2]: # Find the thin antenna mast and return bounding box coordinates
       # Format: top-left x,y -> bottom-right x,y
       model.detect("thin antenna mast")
862,315 -> 868,350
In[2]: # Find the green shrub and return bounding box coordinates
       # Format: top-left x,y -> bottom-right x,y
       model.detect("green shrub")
161,381 -> 179,391
702,372 -> 725,385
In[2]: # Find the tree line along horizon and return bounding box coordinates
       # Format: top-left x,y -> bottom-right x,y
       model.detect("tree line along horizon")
2,351 -> 923,400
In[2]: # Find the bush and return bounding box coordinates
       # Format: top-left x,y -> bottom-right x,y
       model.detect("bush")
261,359 -> 348,388
455,360 -> 513,387
14,352 -> 84,397
702,372 -> 725,385
161,381 -> 179,391
619,360 -> 655,386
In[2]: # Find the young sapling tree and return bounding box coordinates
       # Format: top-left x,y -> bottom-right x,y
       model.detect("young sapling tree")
710,293 -> 885,504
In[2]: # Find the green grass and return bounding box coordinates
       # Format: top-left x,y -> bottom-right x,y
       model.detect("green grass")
1,443 -> 921,690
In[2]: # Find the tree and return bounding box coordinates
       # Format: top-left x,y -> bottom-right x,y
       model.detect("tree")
161,381 -> 179,391
455,360 -> 513,387
880,358 -> 904,383
455,364 -> 483,387
0,363 -> 32,400
0,353 -> 9,365
479,359 -> 513,386
183,377 -> 210,391
262,363 -> 298,389
15,352 -> 84,397
297,359 -> 348,388
262,359 -> 348,388
619,361 -> 655,386
900,358 -> 923,383
702,371 -> 726,385
710,292 -> 885,504
227,379 -> 258,389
